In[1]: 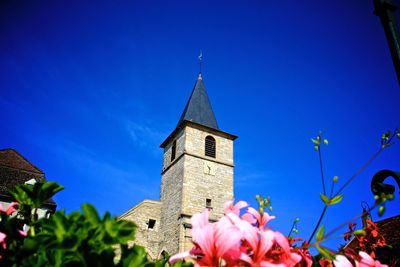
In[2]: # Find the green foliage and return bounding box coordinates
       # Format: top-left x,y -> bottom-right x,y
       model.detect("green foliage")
329,194 -> 343,205
20,204 -> 137,266
255,195 -> 273,214
374,191 -> 395,217
11,181 -> 63,224
381,128 -> 399,147
319,193 -> 343,206
316,245 -> 335,260
311,133 -> 328,152
316,226 -> 324,242
319,194 -> 329,205
0,181 -> 192,267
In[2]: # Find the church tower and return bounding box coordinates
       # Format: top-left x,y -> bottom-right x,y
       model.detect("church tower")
159,73 -> 237,254
119,73 -> 237,259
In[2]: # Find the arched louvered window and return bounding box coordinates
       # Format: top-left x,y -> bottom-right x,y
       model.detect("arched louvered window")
205,136 -> 216,158
171,140 -> 176,161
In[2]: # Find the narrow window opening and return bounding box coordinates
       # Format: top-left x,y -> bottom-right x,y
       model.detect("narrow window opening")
148,219 -> 156,229
171,140 -> 176,161
205,136 -> 216,158
161,251 -> 168,259
206,198 -> 212,209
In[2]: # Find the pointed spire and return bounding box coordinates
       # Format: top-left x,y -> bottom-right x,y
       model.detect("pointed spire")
176,74 -> 219,130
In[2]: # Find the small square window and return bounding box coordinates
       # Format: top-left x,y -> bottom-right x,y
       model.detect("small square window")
148,219 -> 156,229
206,199 -> 212,208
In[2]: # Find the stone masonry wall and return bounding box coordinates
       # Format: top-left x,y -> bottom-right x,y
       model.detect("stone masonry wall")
181,156 -> 233,221
124,124 -> 235,256
162,130 -> 185,173
119,200 -> 161,260
184,125 -> 234,166
182,126 -> 234,223
160,152 -> 185,254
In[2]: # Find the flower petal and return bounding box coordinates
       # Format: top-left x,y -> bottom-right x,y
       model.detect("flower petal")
334,255 -> 352,267
6,202 -> 18,215
169,251 -> 191,264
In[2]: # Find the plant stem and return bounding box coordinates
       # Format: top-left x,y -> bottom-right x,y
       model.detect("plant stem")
287,220 -> 296,237
329,179 -> 335,199
333,147 -> 384,197
323,203 -> 377,240
318,146 -> 327,196
308,205 -> 328,243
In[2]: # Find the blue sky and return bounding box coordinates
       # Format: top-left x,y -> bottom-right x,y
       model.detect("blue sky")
1,1 -> 399,252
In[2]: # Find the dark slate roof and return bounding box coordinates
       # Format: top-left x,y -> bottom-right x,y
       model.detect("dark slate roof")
0,149 -> 56,207
375,214 -> 400,249
176,74 -> 219,130
0,148 -> 43,174
346,215 -> 400,255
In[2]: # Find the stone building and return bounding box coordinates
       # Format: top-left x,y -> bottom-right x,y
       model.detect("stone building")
0,148 -> 57,216
119,73 -> 237,259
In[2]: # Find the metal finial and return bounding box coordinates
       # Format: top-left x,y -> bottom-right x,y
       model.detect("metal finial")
198,50 -> 203,74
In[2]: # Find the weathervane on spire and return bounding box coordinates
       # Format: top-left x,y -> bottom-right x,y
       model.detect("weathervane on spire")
198,50 -> 203,75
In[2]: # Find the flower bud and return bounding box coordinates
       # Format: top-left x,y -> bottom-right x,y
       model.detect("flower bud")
378,206 -> 385,216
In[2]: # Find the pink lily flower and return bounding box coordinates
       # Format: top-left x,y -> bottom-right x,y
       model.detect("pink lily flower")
18,230 -> 27,237
355,252 -> 388,267
169,209 -> 243,266
242,207 -> 276,228
0,202 -> 19,216
0,232 -> 6,249
334,255 -> 352,267
230,213 -> 300,267
224,200 -> 248,216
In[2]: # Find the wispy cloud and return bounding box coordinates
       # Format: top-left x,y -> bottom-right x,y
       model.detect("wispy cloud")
30,135 -> 160,212
125,120 -> 164,148
235,171 -> 280,187
107,110 -> 169,157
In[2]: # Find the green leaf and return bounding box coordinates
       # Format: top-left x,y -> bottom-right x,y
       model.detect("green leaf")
354,229 -> 366,236
316,245 -> 335,260
316,225 -> 324,242
41,182 -> 64,200
320,194 -> 329,205
146,258 -> 170,267
170,261 -> 194,267
127,245 -> 148,267
329,194 -> 343,205
116,220 -> 136,243
378,205 -> 385,216
311,138 -> 320,145
81,203 -> 100,224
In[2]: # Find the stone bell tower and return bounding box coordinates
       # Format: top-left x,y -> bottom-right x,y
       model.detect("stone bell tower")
159,73 -> 237,254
